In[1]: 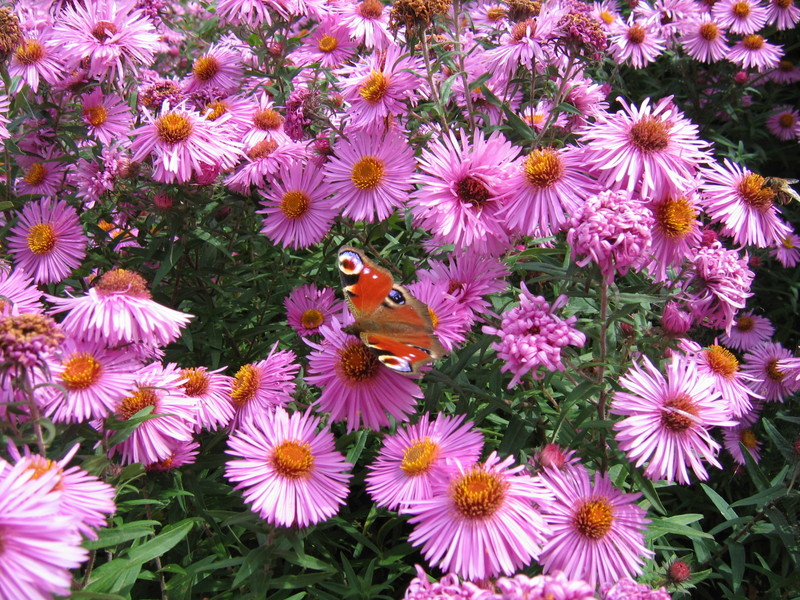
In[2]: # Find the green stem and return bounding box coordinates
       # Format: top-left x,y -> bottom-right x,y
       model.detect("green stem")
450,0 -> 476,134
418,27 -> 450,135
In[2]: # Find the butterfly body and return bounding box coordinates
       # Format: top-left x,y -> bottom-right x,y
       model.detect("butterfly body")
338,246 -> 445,375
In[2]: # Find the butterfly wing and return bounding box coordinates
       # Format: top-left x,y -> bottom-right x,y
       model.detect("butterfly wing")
338,247 -> 394,318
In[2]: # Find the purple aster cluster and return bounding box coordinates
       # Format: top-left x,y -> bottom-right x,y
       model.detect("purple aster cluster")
600,577 -> 671,600
0,312 -> 64,371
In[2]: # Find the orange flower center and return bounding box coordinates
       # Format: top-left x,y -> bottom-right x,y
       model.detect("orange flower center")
300,308 -> 324,329
737,173 -> 774,212
248,139 -> 279,159
271,440 -> 314,479
451,468 -> 506,519
359,71 -> 389,104
488,6 -> 508,21
83,104 -> 108,127
23,162 -> 47,186
26,223 -> 56,255
400,438 -> 440,475
118,388 -> 158,420
231,363 -> 261,406
95,269 -> 151,298
61,352 -> 102,390
317,34 -> 339,53
359,0 -> 384,18
734,315 -> 754,332
731,1 -> 751,18
350,156 -> 384,190
523,148 -> 563,189
254,108 -> 284,131
740,428 -> 758,449
661,393 -> 698,432
766,359 -> 784,382
193,54 -> 220,82
280,190 -> 310,219
181,368 -> 210,397
15,38 -> 44,65
653,196 -> 696,238
741,34 -> 764,50
204,100 -> 228,121
573,498 -> 614,539
699,22 -> 719,41
156,112 -> 193,144
705,345 -> 739,379
339,342 -> 380,382
626,24 -> 646,44
629,116 -> 670,153
92,20 -> 118,42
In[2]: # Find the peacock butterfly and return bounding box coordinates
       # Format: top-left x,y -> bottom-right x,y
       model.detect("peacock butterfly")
338,246 -> 446,375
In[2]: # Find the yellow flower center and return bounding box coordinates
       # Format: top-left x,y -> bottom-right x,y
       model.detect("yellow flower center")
192,54 -> 220,82
732,1 -> 751,18
23,163 -> 47,186
742,34 -> 764,50
271,440 -> 314,479
61,352 -> 102,390
523,148 -> 563,189
451,468 -> 507,519
280,190 -> 311,219
781,236 -> 794,249
338,342 -> 380,382
14,38 -> 44,65
359,71 -> 389,104
350,156 -> 384,190
573,498 -> 614,539
83,104 -> 108,127
653,196 -> 696,239
231,363 -> 261,406
705,345 -> 739,380
400,438 -> 440,475
26,223 -> 56,255
317,34 -> 339,53
204,100 -> 228,121
156,112 -> 193,144
181,368 -> 210,397
699,22 -> 719,41
738,173 -> 774,212
118,388 -> 158,420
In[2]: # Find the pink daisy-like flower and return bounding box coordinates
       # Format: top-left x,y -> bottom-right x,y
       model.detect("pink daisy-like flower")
495,571 -> 596,599
290,17 -> 356,69
183,43 -> 243,95
408,129 -> 519,256
723,424 -> 762,465
646,190 -> 702,282
7,198 -> 87,285
610,355 -> 735,484
403,565 -> 485,599
765,0 -> 800,28
145,440 -> 200,471
727,34 -> 783,71
80,88 -> 132,146
47,269 -> 193,347
679,15 -> 729,63
8,34 -> 63,93
240,95 -> 290,148
0,459 -> 88,600
14,151 -> 67,197
365,412 -> 484,512
498,144 -> 599,238
719,311 -> 774,351
0,312 -> 64,374
483,13 -> 562,81
407,279 -> 473,353
216,0 -> 279,26
9,445 -> 116,540
257,162 -> 338,249
178,366 -> 235,432
305,320 -> 423,432
338,45 -> 426,131
712,0 -> 769,33
72,143 -> 128,207
284,283 -> 344,337
483,288 -> 586,388
578,96 -> 711,197
39,338 -> 138,423
225,138 -> 309,194
324,128 -> 416,223
406,452 -> 552,581
770,232 -> 800,267
0,266 -> 43,316
741,342 -> 800,402
766,106 -> 799,141
609,17 -> 665,68
566,189 -> 653,284
108,362 -> 196,465
131,100 -> 242,184
699,159 -> 791,248
54,0 -> 159,81
337,0 -> 393,49
600,578 -> 671,600
229,344 -> 299,428
225,406 -> 352,528
537,463 -> 652,587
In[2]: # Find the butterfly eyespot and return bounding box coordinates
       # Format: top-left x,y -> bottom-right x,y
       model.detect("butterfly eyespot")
388,289 -> 405,305
379,355 -> 413,373
338,250 -> 364,275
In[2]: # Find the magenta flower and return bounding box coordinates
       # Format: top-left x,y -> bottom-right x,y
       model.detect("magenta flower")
0,266 -> 42,316
407,279 -> 473,353
483,287 -> 586,388
289,17 -> 356,68
712,0 -> 769,33
609,17 -> 665,68
14,151 -> 67,197
537,464 -> 652,587
324,129 -> 416,223
80,88 -> 132,146
719,311 -> 775,351
145,440 -> 200,472
611,355 -> 735,484
689,342 -> 761,418
183,42 -> 243,95
566,189 -> 653,284
406,452 -> 552,581
494,571 -> 596,600
484,13 -> 562,80
225,138 -> 309,194
337,0 -> 393,49
578,96 -> 711,197
7,198 -> 87,285
284,283 -> 344,337
305,320 -> 423,432
365,413 -> 484,511
727,34 -> 783,71
646,190 -> 702,282
723,424 -> 762,465
600,578 -> 671,600
8,34 -> 63,93
678,15 -> 729,63
769,233 -> 800,267
741,342 -> 800,402
402,565 -> 485,599
766,106 -> 799,141
225,407 -> 352,528
240,94 -> 290,148
178,366 -> 235,432
765,0 -> 800,28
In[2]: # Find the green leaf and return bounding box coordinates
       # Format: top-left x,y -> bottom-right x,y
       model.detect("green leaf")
701,483 -> 739,519
83,520 -> 160,550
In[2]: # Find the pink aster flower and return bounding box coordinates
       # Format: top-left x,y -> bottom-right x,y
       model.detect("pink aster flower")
131,100 -> 242,184
403,565 -> 485,599
0,459 -> 88,600
741,342 -> 800,402
145,440 -> 199,471
600,578 -> 671,600
766,106 -> 799,141
727,34 -> 783,71
14,151 -> 67,197
258,162 -> 338,249
80,88 -> 132,146
609,17 -> 665,68
0,313 -> 64,374
229,343 -> 300,428
215,0 -> 278,26
108,362 -> 196,465
305,320 -> 423,432
284,283 -> 344,337
0,93 -> 10,141
682,242 -> 754,332
611,355 -> 736,484
483,288 -> 586,388
324,129 -> 416,223
699,159 -> 792,248
408,129 -> 519,256
723,424 -> 762,465
338,45 -> 426,131
337,0 -> 393,49
183,42 -> 243,95
72,144 -> 128,207
7,198 -> 87,285
290,17 -> 356,69
578,96 -> 711,197
225,406 -> 352,528
566,189 -> 654,284
499,145 -> 599,238
54,0 -> 160,81
407,279 -> 473,353
646,190 -> 702,282
8,34 -> 63,93
765,0 -> 800,28
494,571 -> 596,599
39,338 -> 138,423
225,138 -> 309,194
0,266 -> 42,316
240,95 -> 289,147
679,15 -> 729,63
719,311 -> 774,351
365,413 -> 484,512
179,366 -> 235,432
537,463 -> 652,587
406,452 -> 552,581
47,269 -> 192,347
483,13 -> 562,80
770,232 -> 800,267
712,0 -> 769,33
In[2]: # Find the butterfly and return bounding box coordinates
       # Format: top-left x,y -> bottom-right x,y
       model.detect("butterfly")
338,246 -> 446,375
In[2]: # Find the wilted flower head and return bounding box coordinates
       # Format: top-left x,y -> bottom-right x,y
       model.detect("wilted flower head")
0,312 -> 64,371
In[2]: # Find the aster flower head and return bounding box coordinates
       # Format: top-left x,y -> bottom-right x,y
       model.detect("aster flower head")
47,268 -> 193,348
183,42 -> 243,95
408,129 -> 519,256
179,366 -> 235,432
769,232 -> 800,267
712,0 -> 769,33
720,311 -> 775,351
678,15 -> 729,63
0,266 -> 42,316
337,0 -> 393,49
324,128 -> 416,223
225,138 -> 309,194
80,88 -> 133,146
290,17 -> 356,69
765,0 -> 800,28
723,424 -> 762,465
599,577 -> 671,600
305,319 -> 423,432
284,284 -> 344,337
646,190 -> 702,282
689,342 -> 761,418
8,32 -> 63,93
406,452 -> 553,581
8,189 -> 89,283
0,312 -> 64,373
766,106 -> 799,141
578,96 -> 711,198
611,354 -> 735,484
483,288 -> 586,388
608,16 -> 666,68
537,463 -> 652,587
365,412 -> 484,511
14,151 -> 67,198
566,189 -> 654,284
229,343 -> 299,429
225,406 -> 352,528
483,11 -> 563,81
406,278 -> 474,353
741,342 -> 800,402
403,565 -> 485,599
727,34 -> 783,71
